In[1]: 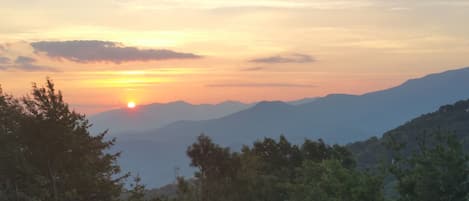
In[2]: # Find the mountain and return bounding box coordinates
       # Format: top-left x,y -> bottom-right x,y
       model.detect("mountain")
89,101 -> 253,135
347,98 -> 469,198
113,67 -> 469,187
287,97 -> 317,105
348,98 -> 469,170
90,98 -> 317,135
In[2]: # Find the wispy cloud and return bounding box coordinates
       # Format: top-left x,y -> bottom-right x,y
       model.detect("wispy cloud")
250,53 -> 315,64
117,0 -> 375,11
0,56 -> 58,72
206,82 -> 315,88
31,40 -> 202,64
15,56 -> 35,64
241,66 -> 264,71
0,56 -> 10,64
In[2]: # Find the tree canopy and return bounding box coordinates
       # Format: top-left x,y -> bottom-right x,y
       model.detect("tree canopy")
0,79 -> 126,201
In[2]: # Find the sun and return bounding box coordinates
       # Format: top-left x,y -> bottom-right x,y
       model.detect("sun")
127,101 -> 136,108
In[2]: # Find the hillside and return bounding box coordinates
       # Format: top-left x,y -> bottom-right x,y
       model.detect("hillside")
348,99 -> 469,170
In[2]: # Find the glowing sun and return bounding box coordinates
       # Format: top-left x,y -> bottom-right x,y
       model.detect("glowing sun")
127,101 -> 136,108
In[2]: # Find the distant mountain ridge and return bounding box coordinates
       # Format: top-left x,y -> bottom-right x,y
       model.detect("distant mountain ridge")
90,98 -> 318,135
112,67 -> 469,187
145,67 -> 469,143
89,100 -> 253,134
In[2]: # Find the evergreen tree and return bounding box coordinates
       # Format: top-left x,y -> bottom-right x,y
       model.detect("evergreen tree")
0,79 -> 127,201
0,87 -> 37,201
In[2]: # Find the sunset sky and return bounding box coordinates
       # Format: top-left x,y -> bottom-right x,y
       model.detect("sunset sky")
1,0 -> 469,114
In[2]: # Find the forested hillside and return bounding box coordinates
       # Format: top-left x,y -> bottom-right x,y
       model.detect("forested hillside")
348,98 -> 469,170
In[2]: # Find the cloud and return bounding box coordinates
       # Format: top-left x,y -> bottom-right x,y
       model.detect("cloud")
0,56 -> 58,72
206,82 -> 315,88
250,53 -> 315,63
31,40 -> 202,64
0,56 -> 10,64
15,56 -> 36,64
117,0 -> 375,11
241,66 -> 264,71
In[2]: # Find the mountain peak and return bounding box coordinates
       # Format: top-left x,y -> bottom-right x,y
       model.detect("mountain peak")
167,100 -> 191,105
250,101 -> 291,111
400,66 -> 469,87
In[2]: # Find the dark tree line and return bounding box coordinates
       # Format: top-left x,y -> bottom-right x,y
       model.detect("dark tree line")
174,135 -> 384,201
173,133 -> 469,201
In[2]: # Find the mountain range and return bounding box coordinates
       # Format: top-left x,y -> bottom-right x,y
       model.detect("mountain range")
90,98 -> 318,135
102,67 -> 469,187
89,101 -> 252,135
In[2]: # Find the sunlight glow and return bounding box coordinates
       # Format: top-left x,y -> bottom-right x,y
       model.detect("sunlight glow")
127,101 -> 136,108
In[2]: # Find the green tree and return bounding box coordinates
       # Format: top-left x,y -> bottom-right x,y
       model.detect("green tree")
0,87 -> 37,201
390,132 -> 469,201
243,136 -> 302,201
0,79 -> 127,201
181,135 -> 366,201
289,159 -> 384,201
186,134 -> 240,201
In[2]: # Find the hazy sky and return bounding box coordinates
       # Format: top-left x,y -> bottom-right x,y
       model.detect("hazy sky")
1,0 -> 469,114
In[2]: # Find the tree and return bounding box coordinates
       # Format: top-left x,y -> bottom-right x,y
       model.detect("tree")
0,79 -> 127,201
186,134 -> 240,201
289,159 -> 384,201
127,175 -> 146,201
390,132 -> 469,201
181,135 -> 367,201
0,87 -> 37,201
173,177 -> 198,201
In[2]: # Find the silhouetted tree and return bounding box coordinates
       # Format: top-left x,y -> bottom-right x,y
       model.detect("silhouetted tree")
0,79 -> 127,201
127,175 -> 146,201
181,134 -> 370,201
186,134 -> 240,201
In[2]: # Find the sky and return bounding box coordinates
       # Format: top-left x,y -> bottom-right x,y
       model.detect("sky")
1,0 -> 469,114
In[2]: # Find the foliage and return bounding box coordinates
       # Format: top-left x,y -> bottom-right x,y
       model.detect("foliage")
289,159 -> 384,201
0,79 -> 126,201
390,132 -> 469,201
348,99 -> 469,171
127,176 -> 146,201
347,99 -> 469,198
185,134 -> 241,201
179,134 -> 383,201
